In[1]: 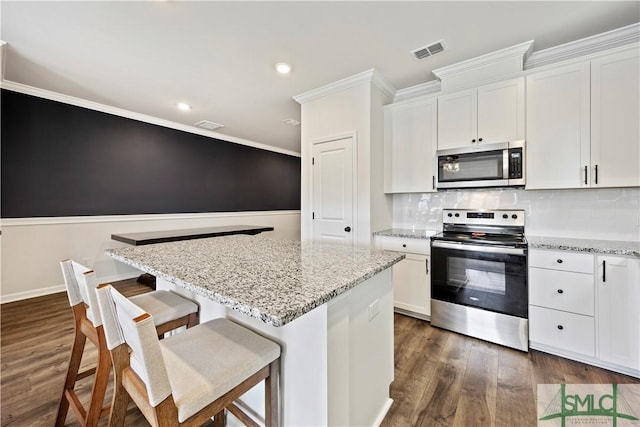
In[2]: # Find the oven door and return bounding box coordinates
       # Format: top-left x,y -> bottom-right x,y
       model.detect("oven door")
430,241 -> 528,318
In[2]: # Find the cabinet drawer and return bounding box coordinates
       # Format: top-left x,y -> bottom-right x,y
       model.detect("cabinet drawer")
529,268 -> 594,316
529,305 -> 595,356
374,235 -> 430,255
529,249 -> 594,273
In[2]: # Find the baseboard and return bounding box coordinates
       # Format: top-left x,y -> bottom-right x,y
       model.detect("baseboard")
373,398 -> 394,427
0,271 -> 141,304
394,307 -> 430,322
530,341 -> 640,379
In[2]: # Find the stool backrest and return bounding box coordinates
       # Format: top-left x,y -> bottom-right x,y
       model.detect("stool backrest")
96,284 -> 173,406
60,260 -> 102,327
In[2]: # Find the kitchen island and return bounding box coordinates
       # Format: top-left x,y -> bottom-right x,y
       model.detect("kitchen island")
106,235 -> 404,426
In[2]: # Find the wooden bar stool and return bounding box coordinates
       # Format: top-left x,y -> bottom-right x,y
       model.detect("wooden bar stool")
55,260 -> 199,427
96,283 -> 281,427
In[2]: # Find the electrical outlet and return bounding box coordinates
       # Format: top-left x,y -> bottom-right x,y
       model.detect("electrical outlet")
369,299 -> 379,321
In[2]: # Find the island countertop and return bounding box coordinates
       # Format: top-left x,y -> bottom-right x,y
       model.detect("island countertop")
106,235 -> 405,327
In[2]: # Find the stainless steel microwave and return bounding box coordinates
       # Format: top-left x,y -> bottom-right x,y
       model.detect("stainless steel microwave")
436,140 -> 525,189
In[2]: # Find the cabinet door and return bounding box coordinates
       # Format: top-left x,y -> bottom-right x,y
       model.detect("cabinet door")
591,49 -> 640,188
477,77 -> 525,144
596,256 -> 640,371
393,253 -> 430,317
384,98 -> 437,193
526,62 -> 591,189
437,88 -> 477,150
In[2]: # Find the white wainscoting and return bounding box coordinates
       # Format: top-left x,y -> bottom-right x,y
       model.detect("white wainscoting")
0,211 -> 301,303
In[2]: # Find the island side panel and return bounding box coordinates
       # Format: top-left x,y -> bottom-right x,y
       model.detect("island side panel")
328,268 -> 394,426
156,276 -> 330,427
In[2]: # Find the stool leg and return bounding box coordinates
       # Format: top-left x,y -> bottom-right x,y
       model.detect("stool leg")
55,307 -> 87,427
84,326 -> 111,427
108,345 -> 130,427
213,410 -> 226,427
265,359 -> 279,427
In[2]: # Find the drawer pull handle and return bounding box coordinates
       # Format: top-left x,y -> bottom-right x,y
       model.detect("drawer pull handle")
557,289 -> 564,294
556,259 -> 563,264
557,325 -> 564,330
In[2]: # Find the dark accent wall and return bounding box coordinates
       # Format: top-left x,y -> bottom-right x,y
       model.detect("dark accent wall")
1,90 -> 301,218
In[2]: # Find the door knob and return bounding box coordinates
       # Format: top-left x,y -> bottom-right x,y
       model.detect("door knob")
344,226 -> 351,232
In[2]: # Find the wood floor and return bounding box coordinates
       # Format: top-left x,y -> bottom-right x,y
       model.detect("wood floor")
1,280 -> 638,427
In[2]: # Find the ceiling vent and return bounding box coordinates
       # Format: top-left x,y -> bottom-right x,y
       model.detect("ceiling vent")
411,40 -> 446,61
195,120 -> 224,131
283,118 -> 301,126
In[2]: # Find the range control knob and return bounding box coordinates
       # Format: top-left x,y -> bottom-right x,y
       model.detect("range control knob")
511,214 -> 518,219
454,213 -> 460,218
447,213 -> 453,217
502,214 -> 508,219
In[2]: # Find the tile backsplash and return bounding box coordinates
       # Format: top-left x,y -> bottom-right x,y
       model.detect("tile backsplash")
392,188 -> 640,242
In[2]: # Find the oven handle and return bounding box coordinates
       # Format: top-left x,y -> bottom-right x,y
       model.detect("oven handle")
431,241 -> 526,256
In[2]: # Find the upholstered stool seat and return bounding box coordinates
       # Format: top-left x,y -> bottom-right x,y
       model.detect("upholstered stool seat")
97,284 -> 281,427
130,290 -> 198,331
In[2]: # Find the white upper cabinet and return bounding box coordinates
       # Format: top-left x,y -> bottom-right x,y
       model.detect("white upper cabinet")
591,49 -> 640,188
526,62 -> 591,189
437,77 -> 525,150
596,255 -> 640,372
384,97 -> 437,193
527,47 -> 640,190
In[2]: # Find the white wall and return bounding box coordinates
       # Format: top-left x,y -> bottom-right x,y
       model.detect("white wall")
0,211 -> 301,302
299,83 -> 372,245
392,188 -> 640,241
298,72 -> 393,246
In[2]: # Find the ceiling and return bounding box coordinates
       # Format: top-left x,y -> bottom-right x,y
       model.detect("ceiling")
2,2 -> 639,155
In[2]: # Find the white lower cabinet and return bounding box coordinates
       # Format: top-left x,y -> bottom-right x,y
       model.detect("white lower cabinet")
530,305 -> 595,356
529,249 -> 640,377
374,235 -> 431,319
596,255 -> 640,372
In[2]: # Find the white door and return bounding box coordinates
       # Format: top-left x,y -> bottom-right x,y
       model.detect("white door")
385,98 -> 437,193
312,137 -> 354,245
596,256 -> 640,371
437,88 -> 477,150
477,77 -> 525,144
525,61 -> 591,189
591,49 -> 640,188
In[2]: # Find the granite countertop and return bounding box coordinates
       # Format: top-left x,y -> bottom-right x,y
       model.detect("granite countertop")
373,228 -> 438,240
526,235 -> 640,258
106,235 -> 405,327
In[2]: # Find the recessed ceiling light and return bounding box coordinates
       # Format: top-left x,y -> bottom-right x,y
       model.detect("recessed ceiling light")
275,62 -> 292,74
177,102 -> 192,111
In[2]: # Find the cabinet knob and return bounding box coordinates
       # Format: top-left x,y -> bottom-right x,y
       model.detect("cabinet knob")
557,325 -> 564,330
344,226 -> 351,232
472,139 -> 476,143
556,259 -> 563,264
557,289 -> 564,294
478,137 -> 483,142
402,244 -> 407,248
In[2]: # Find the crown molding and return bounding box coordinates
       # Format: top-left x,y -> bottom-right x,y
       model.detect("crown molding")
393,80 -> 441,103
0,80 -> 301,158
433,40 -> 534,81
293,68 -> 397,104
526,23 -> 640,70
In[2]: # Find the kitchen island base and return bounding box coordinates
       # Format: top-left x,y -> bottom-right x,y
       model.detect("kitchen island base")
157,268 -> 394,427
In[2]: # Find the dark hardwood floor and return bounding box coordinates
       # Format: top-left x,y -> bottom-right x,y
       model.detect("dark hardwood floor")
1,280 -> 637,426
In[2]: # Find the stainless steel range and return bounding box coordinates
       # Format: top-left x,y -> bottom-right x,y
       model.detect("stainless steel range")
430,209 -> 528,351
